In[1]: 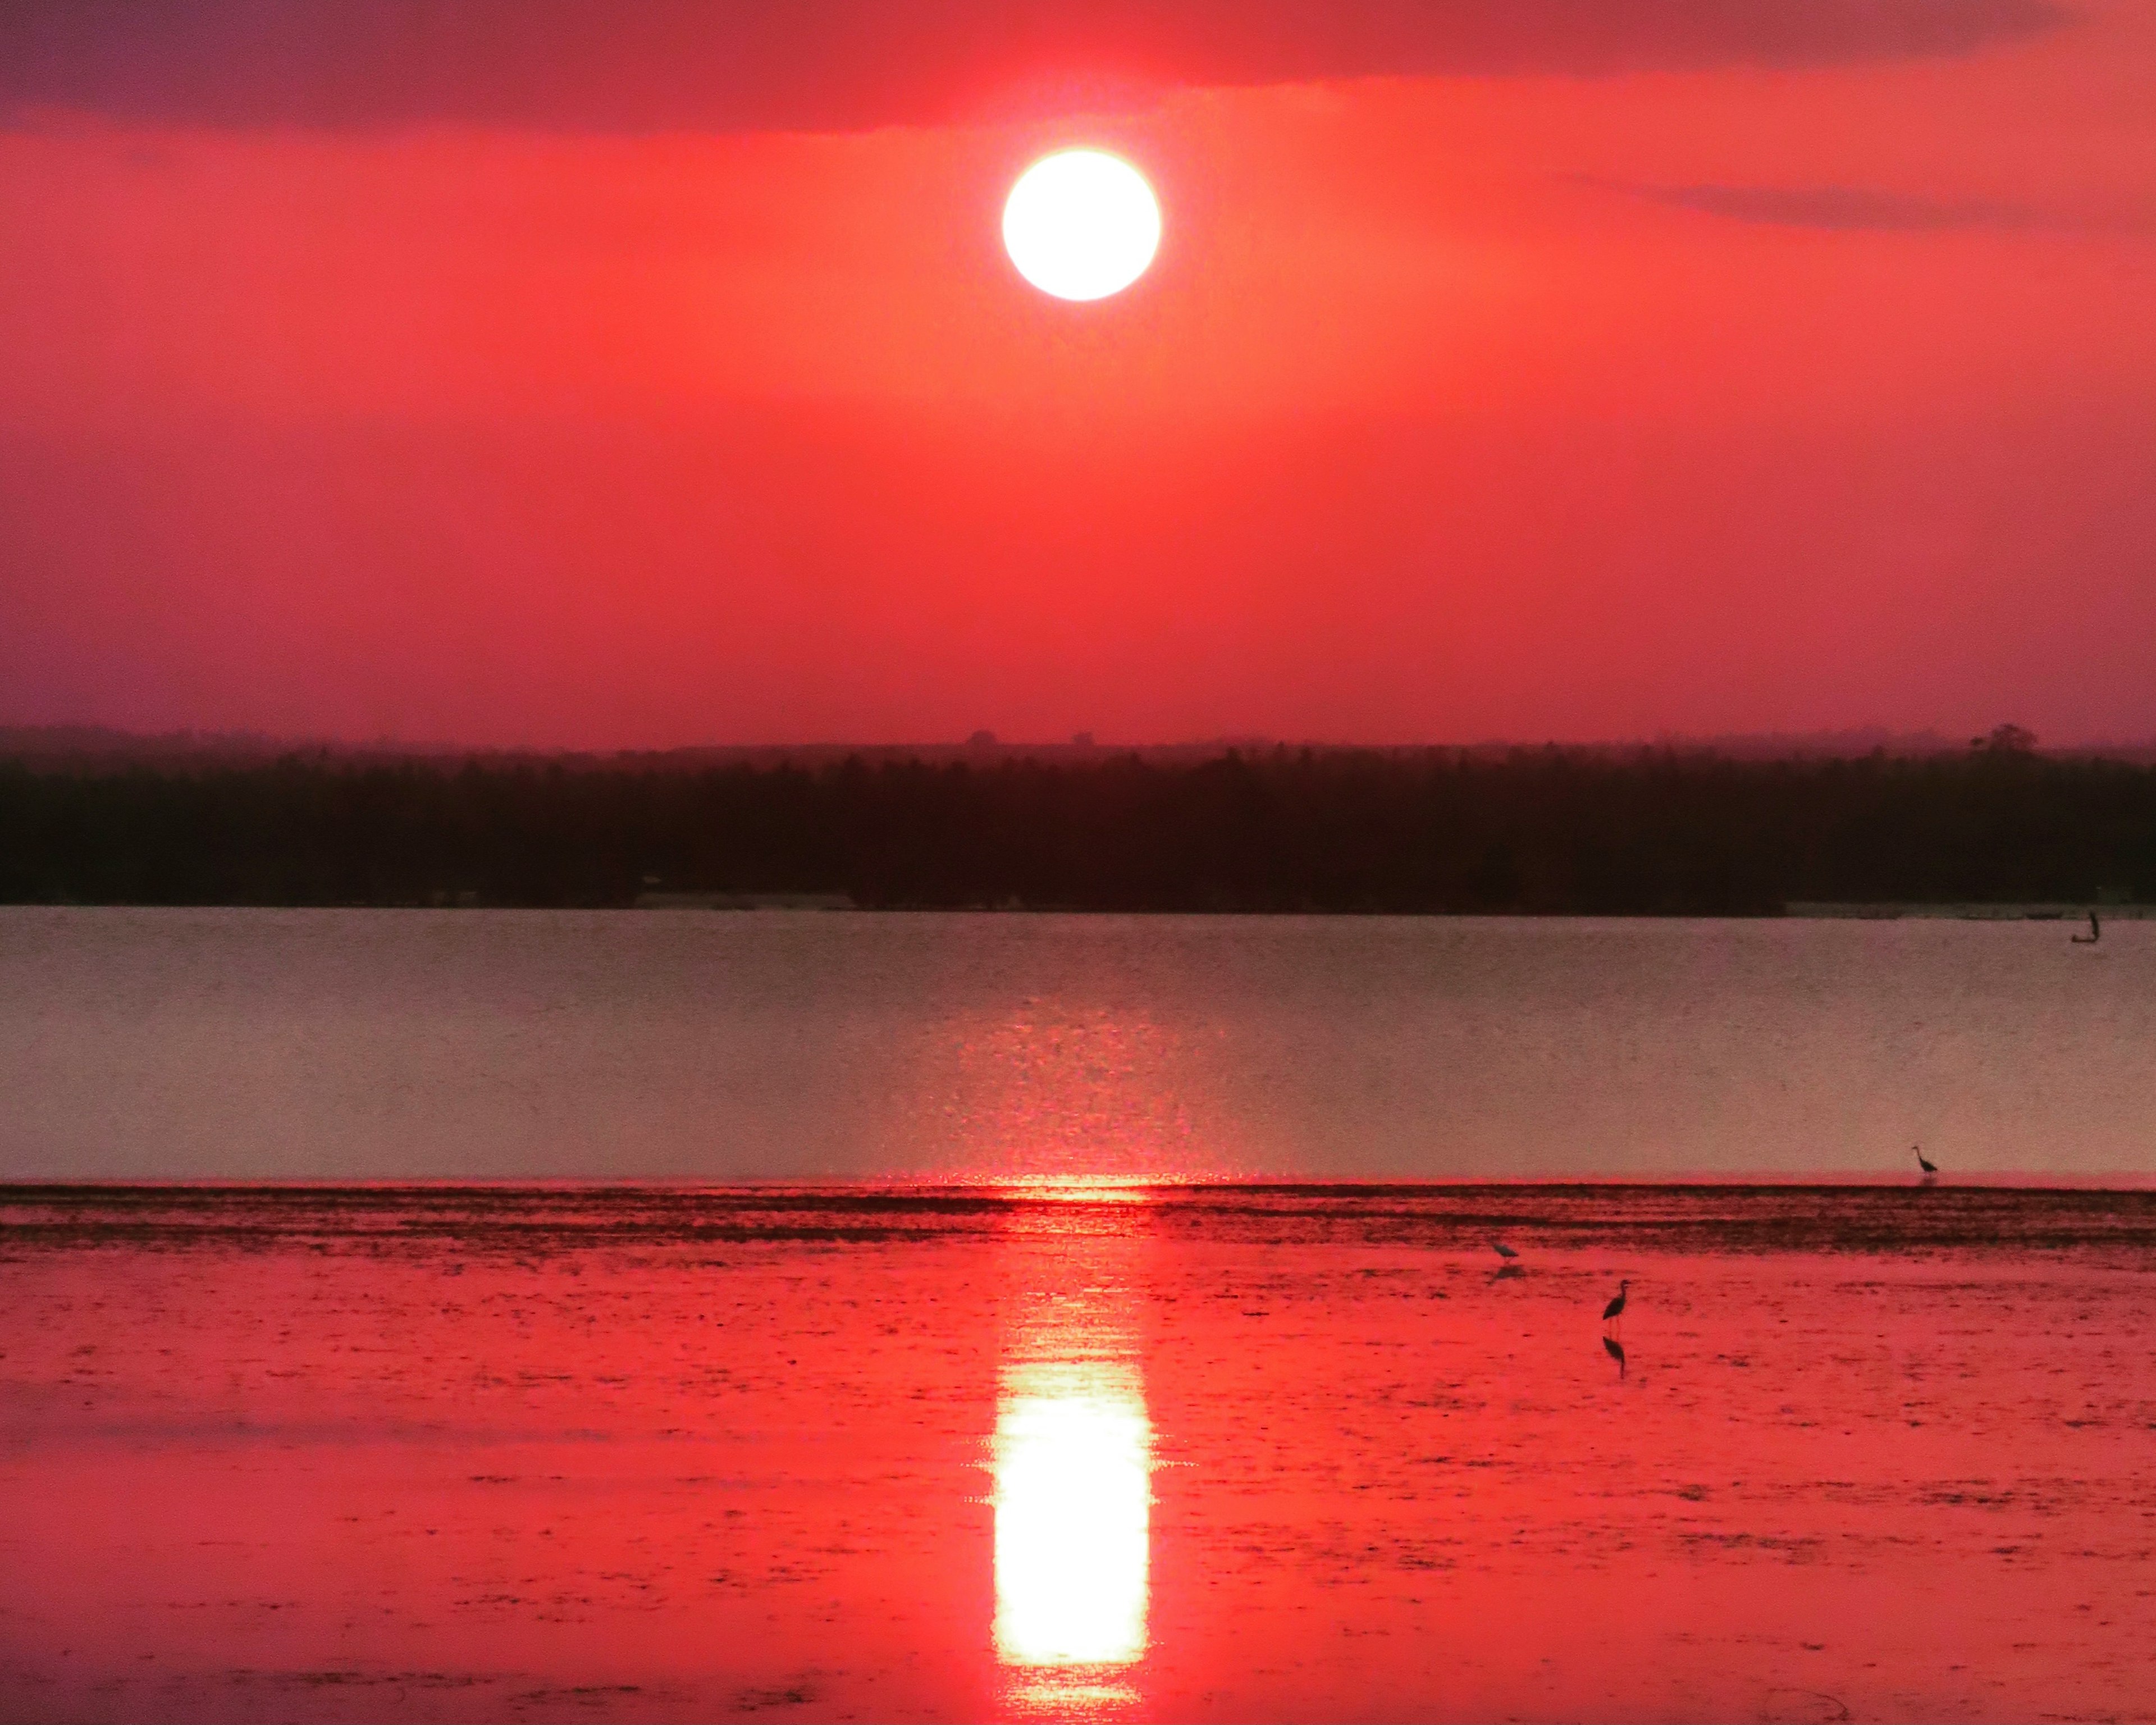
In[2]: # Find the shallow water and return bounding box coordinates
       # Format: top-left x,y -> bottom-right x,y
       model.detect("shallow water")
3,909 -> 2152,1179
4,1185 -> 2154,1722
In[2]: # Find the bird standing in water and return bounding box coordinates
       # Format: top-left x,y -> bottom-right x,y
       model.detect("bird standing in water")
1492,1241 -> 1519,1262
1602,1280 -> 1629,1327
1916,1145 -> 1938,1178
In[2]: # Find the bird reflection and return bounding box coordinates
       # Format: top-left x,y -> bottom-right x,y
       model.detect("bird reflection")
1603,1334 -> 1627,1380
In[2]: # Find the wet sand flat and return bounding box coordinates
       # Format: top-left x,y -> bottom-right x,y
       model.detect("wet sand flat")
3,1184 -> 2154,1722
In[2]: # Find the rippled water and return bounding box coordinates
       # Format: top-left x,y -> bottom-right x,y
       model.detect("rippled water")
4,1185 -> 2154,1722
3,909 -> 2151,1179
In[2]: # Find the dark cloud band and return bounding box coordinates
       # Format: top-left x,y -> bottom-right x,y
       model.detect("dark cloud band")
0,0 -> 2067,133
1615,181 -> 2128,234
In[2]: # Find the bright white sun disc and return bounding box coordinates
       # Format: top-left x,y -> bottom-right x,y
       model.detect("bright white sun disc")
1003,150 -> 1161,302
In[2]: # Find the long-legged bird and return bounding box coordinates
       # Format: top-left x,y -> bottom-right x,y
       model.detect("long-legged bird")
1602,1280 -> 1629,1325
1915,1145 -> 1938,1176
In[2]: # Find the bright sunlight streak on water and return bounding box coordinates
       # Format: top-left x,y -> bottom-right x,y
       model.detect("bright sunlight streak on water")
993,1361 -> 1152,1675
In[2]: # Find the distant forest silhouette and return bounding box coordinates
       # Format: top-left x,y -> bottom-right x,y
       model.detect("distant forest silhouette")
3,733 -> 2150,912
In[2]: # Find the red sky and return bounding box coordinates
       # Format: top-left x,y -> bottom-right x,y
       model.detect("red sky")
2,0 -> 2152,747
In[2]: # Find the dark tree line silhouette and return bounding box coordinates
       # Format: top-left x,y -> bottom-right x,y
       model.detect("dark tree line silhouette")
2,742 -> 2150,912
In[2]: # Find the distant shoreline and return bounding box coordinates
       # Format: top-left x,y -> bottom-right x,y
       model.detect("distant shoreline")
1783,901 -> 2151,920
627,896 -> 2156,919
6,900 -> 2150,918
6,896 -> 2152,918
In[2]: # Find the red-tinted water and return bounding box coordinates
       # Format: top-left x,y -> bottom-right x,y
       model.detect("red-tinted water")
3,1185 -> 2153,1722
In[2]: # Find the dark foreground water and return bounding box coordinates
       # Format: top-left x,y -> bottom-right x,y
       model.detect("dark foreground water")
4,1184 -> 2154,1723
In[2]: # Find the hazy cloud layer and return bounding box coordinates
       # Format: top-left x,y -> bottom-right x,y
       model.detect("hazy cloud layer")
1636,182 -> 2047,231
0,0 -> 2067,133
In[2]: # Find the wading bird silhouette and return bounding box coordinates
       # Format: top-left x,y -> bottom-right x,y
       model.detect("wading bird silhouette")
1491,1241 -> 1519,1262
1602,1280 -> 1629,1327
1915,1145 -> 1938,1178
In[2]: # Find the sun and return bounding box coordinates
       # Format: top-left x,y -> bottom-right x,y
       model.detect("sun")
1002,150 -> 1162,303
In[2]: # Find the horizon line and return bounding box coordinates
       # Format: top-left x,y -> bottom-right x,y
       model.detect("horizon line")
7,720 -> 2156,761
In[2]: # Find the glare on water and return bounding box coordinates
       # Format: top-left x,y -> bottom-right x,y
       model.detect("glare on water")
993,1362 -> 1151,1671
992,1208 -> 1155,1711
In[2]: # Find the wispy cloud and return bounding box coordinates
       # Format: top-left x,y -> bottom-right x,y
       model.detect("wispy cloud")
1629,181 -> 2048,232
0,0 -> 2068,134
1566,175 -> 2153,237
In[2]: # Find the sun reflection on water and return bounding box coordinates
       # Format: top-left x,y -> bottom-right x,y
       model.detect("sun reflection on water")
994,1359 -> 1151,1672
992,1190 -> 1156,1718
920,1002 -> 1239,1183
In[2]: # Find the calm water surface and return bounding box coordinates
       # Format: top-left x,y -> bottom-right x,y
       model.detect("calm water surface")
3,909 -> 2151,1179
6,912 -> 2152,1719
3,1186 -> 2154,1723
